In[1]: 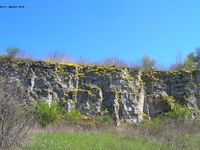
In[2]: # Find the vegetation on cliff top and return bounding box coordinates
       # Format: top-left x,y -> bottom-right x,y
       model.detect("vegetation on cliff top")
2,47 -> 200,73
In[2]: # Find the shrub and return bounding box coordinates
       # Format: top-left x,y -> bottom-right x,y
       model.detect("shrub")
65,109 -> 82,123
0,78 -> 34,149
142,102 -> 195,137
34,101 -> 65,127
166,103 -> 193,122
144,103 -> 194,130
102,114 -> 113,123
6,48 -> 21,60
141,55 -> 156,72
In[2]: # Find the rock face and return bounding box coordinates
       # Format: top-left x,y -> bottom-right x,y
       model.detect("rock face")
1,59 -> 200,124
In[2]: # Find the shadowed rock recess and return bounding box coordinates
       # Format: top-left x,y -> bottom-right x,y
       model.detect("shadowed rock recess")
1,59 -> 200,125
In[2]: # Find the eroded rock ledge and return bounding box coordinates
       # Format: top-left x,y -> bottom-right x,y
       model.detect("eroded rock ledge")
1,58 -> 200,124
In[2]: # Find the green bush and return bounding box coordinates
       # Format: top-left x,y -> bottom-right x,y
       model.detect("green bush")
102,114 -> 113,123
146,103 -> 194,128
34,101 -> 65,127
143,103 -> 194,131
166,103 -> 193,122
65,109 -> 82,123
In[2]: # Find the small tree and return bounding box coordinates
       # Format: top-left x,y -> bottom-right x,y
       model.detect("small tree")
193,48 -> 200,69
141,56 -> 156,72
183,52 -> 196,70
0,78 -> 34,149
6,48 -> 21,60
181,48 -> 200,70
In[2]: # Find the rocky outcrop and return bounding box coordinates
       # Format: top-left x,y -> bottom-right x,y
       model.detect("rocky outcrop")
0,58 -> 200,124
142,71 -> 200,117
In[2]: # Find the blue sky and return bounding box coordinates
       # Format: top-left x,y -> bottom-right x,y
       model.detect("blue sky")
0,0 -> 200,66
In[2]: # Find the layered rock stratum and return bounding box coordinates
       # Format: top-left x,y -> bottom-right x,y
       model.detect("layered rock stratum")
1,58 -> 200,124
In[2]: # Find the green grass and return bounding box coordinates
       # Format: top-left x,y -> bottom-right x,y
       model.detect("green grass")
20,131 -> 167,150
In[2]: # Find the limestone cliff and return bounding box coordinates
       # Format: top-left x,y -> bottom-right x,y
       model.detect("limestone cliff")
0,58 -> 200,124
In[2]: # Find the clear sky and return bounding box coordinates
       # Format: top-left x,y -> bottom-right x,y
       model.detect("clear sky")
1,0 -> 200,66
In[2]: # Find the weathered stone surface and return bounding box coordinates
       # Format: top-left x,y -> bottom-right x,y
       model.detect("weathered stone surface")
1,58 -> 200,124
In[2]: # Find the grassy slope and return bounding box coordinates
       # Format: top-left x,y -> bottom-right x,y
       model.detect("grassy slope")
20,132 -> 167,150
